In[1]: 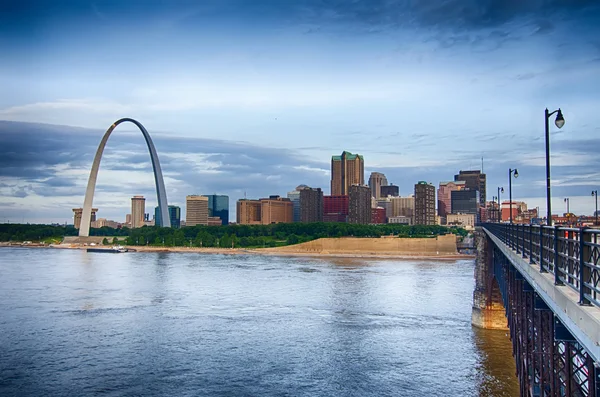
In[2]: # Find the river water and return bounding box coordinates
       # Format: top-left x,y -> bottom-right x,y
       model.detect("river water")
0,248 -> 518,396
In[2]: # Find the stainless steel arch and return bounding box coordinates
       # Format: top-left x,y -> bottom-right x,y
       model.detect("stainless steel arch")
79,118 -> 170,237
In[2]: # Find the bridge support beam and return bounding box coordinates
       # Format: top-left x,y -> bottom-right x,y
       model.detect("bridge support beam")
472,229 -> 508,329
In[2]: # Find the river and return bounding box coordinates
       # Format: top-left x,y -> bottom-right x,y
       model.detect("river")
0,248 -> 518,396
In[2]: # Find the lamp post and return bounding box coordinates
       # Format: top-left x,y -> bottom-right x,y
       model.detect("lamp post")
545,108 -> 565,225
498,187 -> 504,222
492,196 -> 497,222
509,169 -> 518,224
592,190 -> 598,226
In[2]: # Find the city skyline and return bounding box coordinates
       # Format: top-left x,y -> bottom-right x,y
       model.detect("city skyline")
1,1 -> 600,223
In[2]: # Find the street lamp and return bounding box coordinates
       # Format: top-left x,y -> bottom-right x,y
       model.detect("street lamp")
592,190 -> 598,226
509,169 -> 518,224
498,187 -> 504,222
545,108 -> 565,225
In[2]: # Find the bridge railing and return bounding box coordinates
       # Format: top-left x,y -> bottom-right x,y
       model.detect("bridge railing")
482,223 -> 600,308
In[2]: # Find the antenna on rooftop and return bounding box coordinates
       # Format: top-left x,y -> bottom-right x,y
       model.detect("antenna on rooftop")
481,156 -> 484,173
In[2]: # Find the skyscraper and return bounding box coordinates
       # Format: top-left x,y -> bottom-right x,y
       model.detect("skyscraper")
331,151 -> 364,195
186,195 -> 209,226
454,170 -> 486,207
437,181 -> 466,218
414,182 -> 436,225
202,195 -> 229,225
131,196 -> 145,228
299,187 -> 323,223
348,185 -> 371,224
368,172 -> 388,199
155,205 -> 181,228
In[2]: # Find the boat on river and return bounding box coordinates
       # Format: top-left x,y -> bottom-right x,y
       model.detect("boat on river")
86,245 -> 128,253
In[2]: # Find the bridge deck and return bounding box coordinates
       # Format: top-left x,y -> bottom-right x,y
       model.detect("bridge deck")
483,227 -> 600,364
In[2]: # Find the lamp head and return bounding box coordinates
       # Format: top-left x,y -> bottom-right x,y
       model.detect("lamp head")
501,187 -> 504,193
513,169 -> 519,178
555,109 -> 565,129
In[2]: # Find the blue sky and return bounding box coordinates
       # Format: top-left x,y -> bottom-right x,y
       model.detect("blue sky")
1,0 -> 600,223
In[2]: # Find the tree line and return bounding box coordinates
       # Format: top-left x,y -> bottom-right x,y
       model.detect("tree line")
0,222 -> 467,247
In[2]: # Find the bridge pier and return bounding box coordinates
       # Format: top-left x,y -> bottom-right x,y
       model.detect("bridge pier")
472,229 -> 508,329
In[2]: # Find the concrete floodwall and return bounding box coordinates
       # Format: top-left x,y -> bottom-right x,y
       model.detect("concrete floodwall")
262,234 -> 457,255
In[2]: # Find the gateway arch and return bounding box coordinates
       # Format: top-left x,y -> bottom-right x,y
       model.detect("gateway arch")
79,118 -> 171,237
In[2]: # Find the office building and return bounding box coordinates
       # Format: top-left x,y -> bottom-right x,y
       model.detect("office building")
451,189 -> 480,222
371,207 -> 386,224
155,205 -> 181,228
260,196 -> 293,224
287,185 -> 308,222
72,208 -> 98,229
454,170 -> 486,207
438,181 -> 466,218
414,181 -> 436,225
131,196 -> 146,229
348,185 -> 371,224
299,187 -> 323,223
237,199 -> 262,224
202,195 -> 229,225
208,216 -> 223,226
376,199 -> 393,219
389,216 -> 413,225
331,151 -> 364,195
368,172 -> 388,200
186,195 -> 209,226
380,185 -> 399,197
390,196 -> 415,219
323,195 -> 349,223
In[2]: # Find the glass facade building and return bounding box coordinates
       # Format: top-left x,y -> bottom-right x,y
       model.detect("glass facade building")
202,195 -> 229,225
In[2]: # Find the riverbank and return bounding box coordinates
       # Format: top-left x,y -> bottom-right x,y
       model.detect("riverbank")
40,242 -> 474,260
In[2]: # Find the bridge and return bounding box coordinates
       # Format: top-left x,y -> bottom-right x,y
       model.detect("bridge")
473,223 -> 600,396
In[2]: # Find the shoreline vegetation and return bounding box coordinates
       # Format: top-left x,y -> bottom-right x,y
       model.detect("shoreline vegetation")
0,223 -> 473,260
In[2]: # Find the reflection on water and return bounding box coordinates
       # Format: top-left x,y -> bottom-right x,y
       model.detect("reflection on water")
474,328 -> 519,397
0,248 -> 520,396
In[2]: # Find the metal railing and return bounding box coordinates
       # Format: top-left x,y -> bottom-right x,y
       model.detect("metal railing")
482,223 -> 600,307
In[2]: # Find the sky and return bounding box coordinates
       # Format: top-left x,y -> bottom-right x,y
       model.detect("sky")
1,0 -> 600,224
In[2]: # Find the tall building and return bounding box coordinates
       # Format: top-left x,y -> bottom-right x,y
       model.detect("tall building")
155,205 -> 181,228
72,208 -> 97,229
380,185 -> 399,197
368,172 -> 388,199
237,199 -> 262,224
260,196 -> 293,224
131,196 -> 146,228
323,195 -> 349,223
287,185 -> 309,222
454,170 -> 486,207
331,151 -> 364,195
299,187 -> 323,223
438,181 -> 466,218
202,195 -> 229,225
414,182 -> 436,225
186,195 -> 209,226
348,185 -> 371,224
451,189 -> 480,223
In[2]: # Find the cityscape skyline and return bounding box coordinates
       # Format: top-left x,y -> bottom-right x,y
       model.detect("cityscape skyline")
1,1 -> 600,223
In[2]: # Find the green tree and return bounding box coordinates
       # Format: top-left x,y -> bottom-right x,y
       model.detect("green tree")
102,237 -> 109,245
